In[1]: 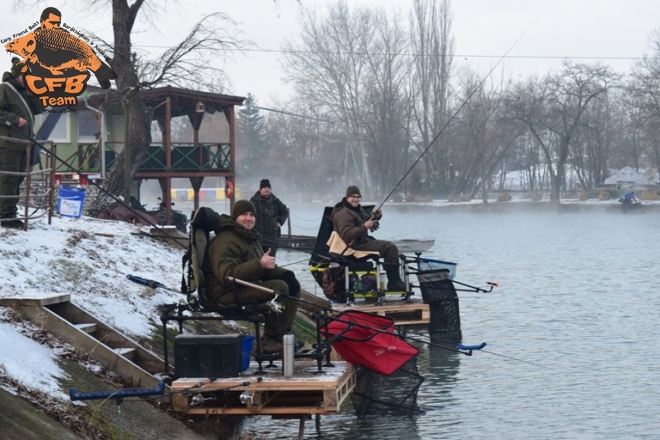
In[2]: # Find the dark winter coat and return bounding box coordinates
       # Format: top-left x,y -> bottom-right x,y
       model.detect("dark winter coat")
202,214 -> 288,300
250,191 -> 288,246
330,198 -> 372,246
330,198 -> 400,265
0,72 -> 44,151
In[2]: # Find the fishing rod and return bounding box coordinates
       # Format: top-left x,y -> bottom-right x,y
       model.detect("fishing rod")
373,18 -> 540,214
227,277 -> 484,356
127,272 -> 481,355
5,121 -> 188,250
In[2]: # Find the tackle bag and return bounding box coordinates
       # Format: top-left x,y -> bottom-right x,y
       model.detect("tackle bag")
321,265 -> 346,301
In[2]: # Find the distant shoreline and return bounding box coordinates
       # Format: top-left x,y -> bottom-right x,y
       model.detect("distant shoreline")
174,198 -> 660,215
384,200 -> 660,214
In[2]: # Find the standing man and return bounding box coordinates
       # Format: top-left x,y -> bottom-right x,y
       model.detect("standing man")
250,179 -> 289,256
0,58 -> 44,229
331,185 -> 406,291
201,200 -> 300,354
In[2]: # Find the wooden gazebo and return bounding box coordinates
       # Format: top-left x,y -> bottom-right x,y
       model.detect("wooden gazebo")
85,86 -> 245,225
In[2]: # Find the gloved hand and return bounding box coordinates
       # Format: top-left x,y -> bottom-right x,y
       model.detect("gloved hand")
281,270 -> 300,297
372,209 -> 383,221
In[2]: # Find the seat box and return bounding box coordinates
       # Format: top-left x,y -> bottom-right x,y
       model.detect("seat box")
174,334 -> 242,378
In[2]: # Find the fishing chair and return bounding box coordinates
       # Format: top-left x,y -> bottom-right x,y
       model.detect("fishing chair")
159,208 -> 277,377
326,231 -> 410,303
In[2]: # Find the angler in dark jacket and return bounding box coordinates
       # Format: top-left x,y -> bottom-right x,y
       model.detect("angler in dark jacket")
0,58 -> 44,228
201,200 -> 300,353
250,179 -> 288,256
330,185 -> 406,291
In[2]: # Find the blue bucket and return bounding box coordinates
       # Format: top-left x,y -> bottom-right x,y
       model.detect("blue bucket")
240,335 -> 255,371
56,187 -> 87,218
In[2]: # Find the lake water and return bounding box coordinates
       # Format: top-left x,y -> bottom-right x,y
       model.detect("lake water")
206,202 -> 660,439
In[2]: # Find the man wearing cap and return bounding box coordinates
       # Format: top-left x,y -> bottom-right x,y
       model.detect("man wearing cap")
330,185 -> 407,291
0,58 -> 44,228
201,199 -> 300,354
250,179 -> 289,256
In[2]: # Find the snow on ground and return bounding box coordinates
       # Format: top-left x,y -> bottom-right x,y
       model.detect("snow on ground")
0,210 -> 187,400
0,310 -> 70,401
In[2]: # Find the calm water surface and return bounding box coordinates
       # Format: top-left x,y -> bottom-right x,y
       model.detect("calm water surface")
219,202 -> 660,439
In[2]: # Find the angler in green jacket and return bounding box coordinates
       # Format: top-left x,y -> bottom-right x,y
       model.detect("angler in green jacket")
201,200 -> 300,354
0,58 -> 44,228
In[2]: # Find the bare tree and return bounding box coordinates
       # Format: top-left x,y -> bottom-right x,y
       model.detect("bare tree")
360,9 -> 412,198
570,92 -> 621,190
282,2 -> 375,190
409,0 -> 454,195
630,29 -> 660,177
453,73 -> 517,202
507,62 -> 619,206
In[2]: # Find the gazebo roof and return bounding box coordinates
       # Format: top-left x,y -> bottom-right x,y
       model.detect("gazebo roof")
79,85 -> 245,117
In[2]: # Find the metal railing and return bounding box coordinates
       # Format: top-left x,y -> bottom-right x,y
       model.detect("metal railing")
0,135 -> 54,231
50,141 -> 232,175
101,142 -> 232,173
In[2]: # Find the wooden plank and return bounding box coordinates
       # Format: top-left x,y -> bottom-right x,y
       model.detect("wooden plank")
332,300 -> 430,326
114,347 -> 136,360
181,406 -> 333,415
0,294 -> 70,307
74,323 -> 97,334
171,394 -> 190,412
250,390 -> 281,412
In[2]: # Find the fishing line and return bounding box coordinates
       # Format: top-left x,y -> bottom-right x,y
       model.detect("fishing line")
374,18 -> 541,213
479,349 -> 547,369
5,122 -> 188,250
401,328 -> 546,368
257,236 -> 331,261
278,258 -> 310,268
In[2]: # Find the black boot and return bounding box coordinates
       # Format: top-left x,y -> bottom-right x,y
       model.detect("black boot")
0,213 -> 23,229
385,265 -> 406,292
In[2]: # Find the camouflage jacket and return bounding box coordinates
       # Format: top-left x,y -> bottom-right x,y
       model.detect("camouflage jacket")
250,191 -> 288,245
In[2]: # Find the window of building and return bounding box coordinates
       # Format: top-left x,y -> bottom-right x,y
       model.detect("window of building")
78,110 -> 99,141
35,112 -> 69,142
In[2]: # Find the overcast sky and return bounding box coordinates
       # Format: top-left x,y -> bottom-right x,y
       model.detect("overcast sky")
2,0 -> 659,107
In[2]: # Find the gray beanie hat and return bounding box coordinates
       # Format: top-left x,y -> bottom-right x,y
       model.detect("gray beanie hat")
345,185 -> 361,198
232,200 -> 256,220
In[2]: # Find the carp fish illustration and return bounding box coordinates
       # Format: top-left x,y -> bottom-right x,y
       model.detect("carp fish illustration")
5,27 -> 117,89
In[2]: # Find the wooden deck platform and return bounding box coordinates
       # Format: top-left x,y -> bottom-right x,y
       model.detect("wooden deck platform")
170,361 -> 355,415
332,297 -> 430,326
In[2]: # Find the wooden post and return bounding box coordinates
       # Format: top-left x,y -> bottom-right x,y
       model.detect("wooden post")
164,97 -> 172,225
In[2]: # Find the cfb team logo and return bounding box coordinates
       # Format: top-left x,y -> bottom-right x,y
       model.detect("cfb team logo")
3,7 -> 117,107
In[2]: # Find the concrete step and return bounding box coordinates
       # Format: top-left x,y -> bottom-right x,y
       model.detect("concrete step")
114,347 -> 136,360
74,323 -> 97,334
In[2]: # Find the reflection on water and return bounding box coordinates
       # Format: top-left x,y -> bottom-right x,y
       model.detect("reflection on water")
239,205 -> 660,439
